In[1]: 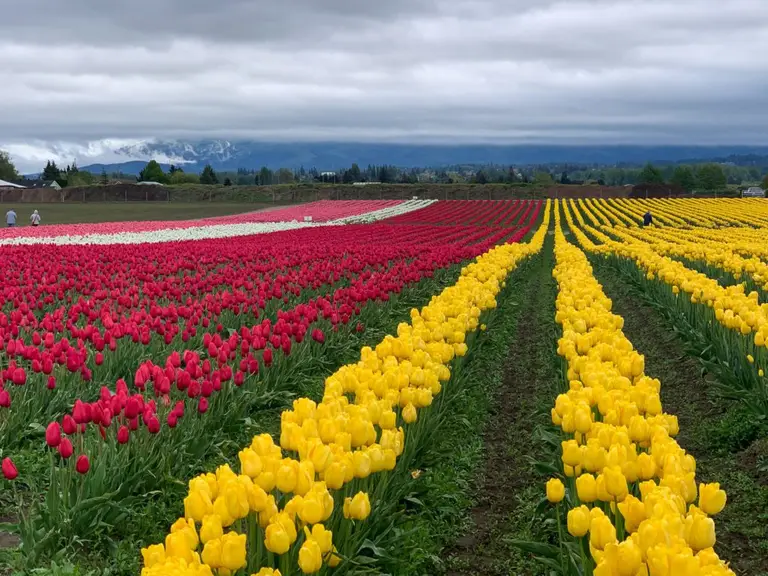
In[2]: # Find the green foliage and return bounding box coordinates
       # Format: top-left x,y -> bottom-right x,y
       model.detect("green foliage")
223,177 -> 232,186
199,164 -> 218,185
696,163 -> 727,191
762,174 -> 768,190
670,165 -> 696,192
66,171 -> 94,187
533,171 -> 554,185
637,163 -> 665,185
138,160 -> 166,184
1,149 -> 20,181
168,170 -> 199,185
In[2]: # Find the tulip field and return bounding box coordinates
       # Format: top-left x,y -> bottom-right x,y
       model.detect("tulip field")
1,196 -> 767,576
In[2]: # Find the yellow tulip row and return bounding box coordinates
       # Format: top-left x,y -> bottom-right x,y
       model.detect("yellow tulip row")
609,225 -> 768,292
139,202 -> 553,576
549,202 -> 735,575
570,197 -> 768,230
559,201 -> 768,352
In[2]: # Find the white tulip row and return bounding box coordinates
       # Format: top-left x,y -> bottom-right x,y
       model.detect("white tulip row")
329,199 -> 436,224
0,221 -> 320,246
0,200 -> 435,246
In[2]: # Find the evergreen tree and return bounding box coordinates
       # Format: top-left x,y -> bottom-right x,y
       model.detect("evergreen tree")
42,160 -> 61,181
223,177 -> 232,186
138,160 -> 166,183
200,164 -> 219,185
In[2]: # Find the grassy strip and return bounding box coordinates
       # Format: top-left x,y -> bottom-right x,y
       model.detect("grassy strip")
376,234 -> 558,575
592,258 -> 768,576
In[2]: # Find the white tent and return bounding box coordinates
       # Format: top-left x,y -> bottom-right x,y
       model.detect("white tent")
0,179 -> 25,188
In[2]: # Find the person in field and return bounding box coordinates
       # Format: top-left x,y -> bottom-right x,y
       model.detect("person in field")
5,208 -> 17,227
643,210 -> 652,227
30,210 -> 41,226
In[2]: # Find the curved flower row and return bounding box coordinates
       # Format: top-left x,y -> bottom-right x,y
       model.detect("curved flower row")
329,199 -> 436,224
0,201 -> 409,242
0,200 -> 436,246
549,203 -> 735,575
138,202 -> 552,576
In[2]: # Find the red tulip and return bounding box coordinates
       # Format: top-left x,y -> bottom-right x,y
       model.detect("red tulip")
62,414 -> 77,435
198,397 -> 209,414
0,390 -> 10,408
75,454 -> 90,474
2,457 -> 18,480
263,348 -> 273,367
12,367 -> 26,386
58,438 -> 74,459
45,422 -> 62,448
117,426 -> 129,445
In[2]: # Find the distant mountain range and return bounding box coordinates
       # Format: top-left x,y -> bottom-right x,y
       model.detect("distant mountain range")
70,140 -> 768,175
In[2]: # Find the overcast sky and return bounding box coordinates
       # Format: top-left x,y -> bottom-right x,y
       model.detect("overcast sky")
2,0 -> 768,170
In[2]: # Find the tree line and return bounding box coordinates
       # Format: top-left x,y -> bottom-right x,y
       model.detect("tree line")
2,149 -> 768,191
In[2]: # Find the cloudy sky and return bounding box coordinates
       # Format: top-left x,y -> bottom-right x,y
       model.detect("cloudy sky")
2,0 -> 768,171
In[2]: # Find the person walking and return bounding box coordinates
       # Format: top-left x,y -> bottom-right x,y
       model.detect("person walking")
30,210 -> 41,226
643,210 -> 653,227
5,208 -> 17,227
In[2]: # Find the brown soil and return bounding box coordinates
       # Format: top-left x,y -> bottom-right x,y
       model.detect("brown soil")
445,244 -> 555,576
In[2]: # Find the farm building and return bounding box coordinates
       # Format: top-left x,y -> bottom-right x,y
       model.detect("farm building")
0,178 -> 25,190
14,179 -> 62,190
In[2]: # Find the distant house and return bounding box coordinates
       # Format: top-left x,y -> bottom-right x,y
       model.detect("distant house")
743,186 -> 765,198
136,181 -> 165,186
14,180 -> 62,190
0,179 -> 26,190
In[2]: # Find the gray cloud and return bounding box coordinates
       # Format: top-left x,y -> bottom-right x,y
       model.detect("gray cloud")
2,0 -> 768,170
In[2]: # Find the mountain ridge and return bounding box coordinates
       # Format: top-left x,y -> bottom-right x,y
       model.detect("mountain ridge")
70,140 -> 768,175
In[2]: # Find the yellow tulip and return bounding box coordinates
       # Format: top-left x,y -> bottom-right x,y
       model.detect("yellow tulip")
343,491 -> 371,520
141,544 -> 166,568
265,522 -> 292,555
546,478 -> 565,503
298,538 -> 323,573
576,473 -> 598,503
201,538 -> 223,568
567,505 -> 591,537
200,514 -> 224,544
220,532 -> 247,571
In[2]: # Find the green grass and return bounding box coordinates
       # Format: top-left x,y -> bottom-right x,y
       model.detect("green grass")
0,203 -> 293,226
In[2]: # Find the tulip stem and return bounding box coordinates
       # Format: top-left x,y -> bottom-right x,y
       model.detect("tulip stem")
555,502 -> 567,575
580,536 -> 592,576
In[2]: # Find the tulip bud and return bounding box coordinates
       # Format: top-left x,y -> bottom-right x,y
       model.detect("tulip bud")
546,478 -> 565,503
2,457 -> 18,480
567,505 -> 591,537
45,422 -> 62,448
58,438 -> 74,459
698,483 -> 727,516
76,454 -> 90,474
117,426 -> 130,445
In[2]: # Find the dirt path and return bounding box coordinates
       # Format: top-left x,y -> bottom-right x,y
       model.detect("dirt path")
595,262 -> 768,576
445,238 -> 557,576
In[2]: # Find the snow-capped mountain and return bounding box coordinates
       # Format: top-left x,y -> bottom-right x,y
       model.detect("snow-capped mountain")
8,138 -> 768,175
